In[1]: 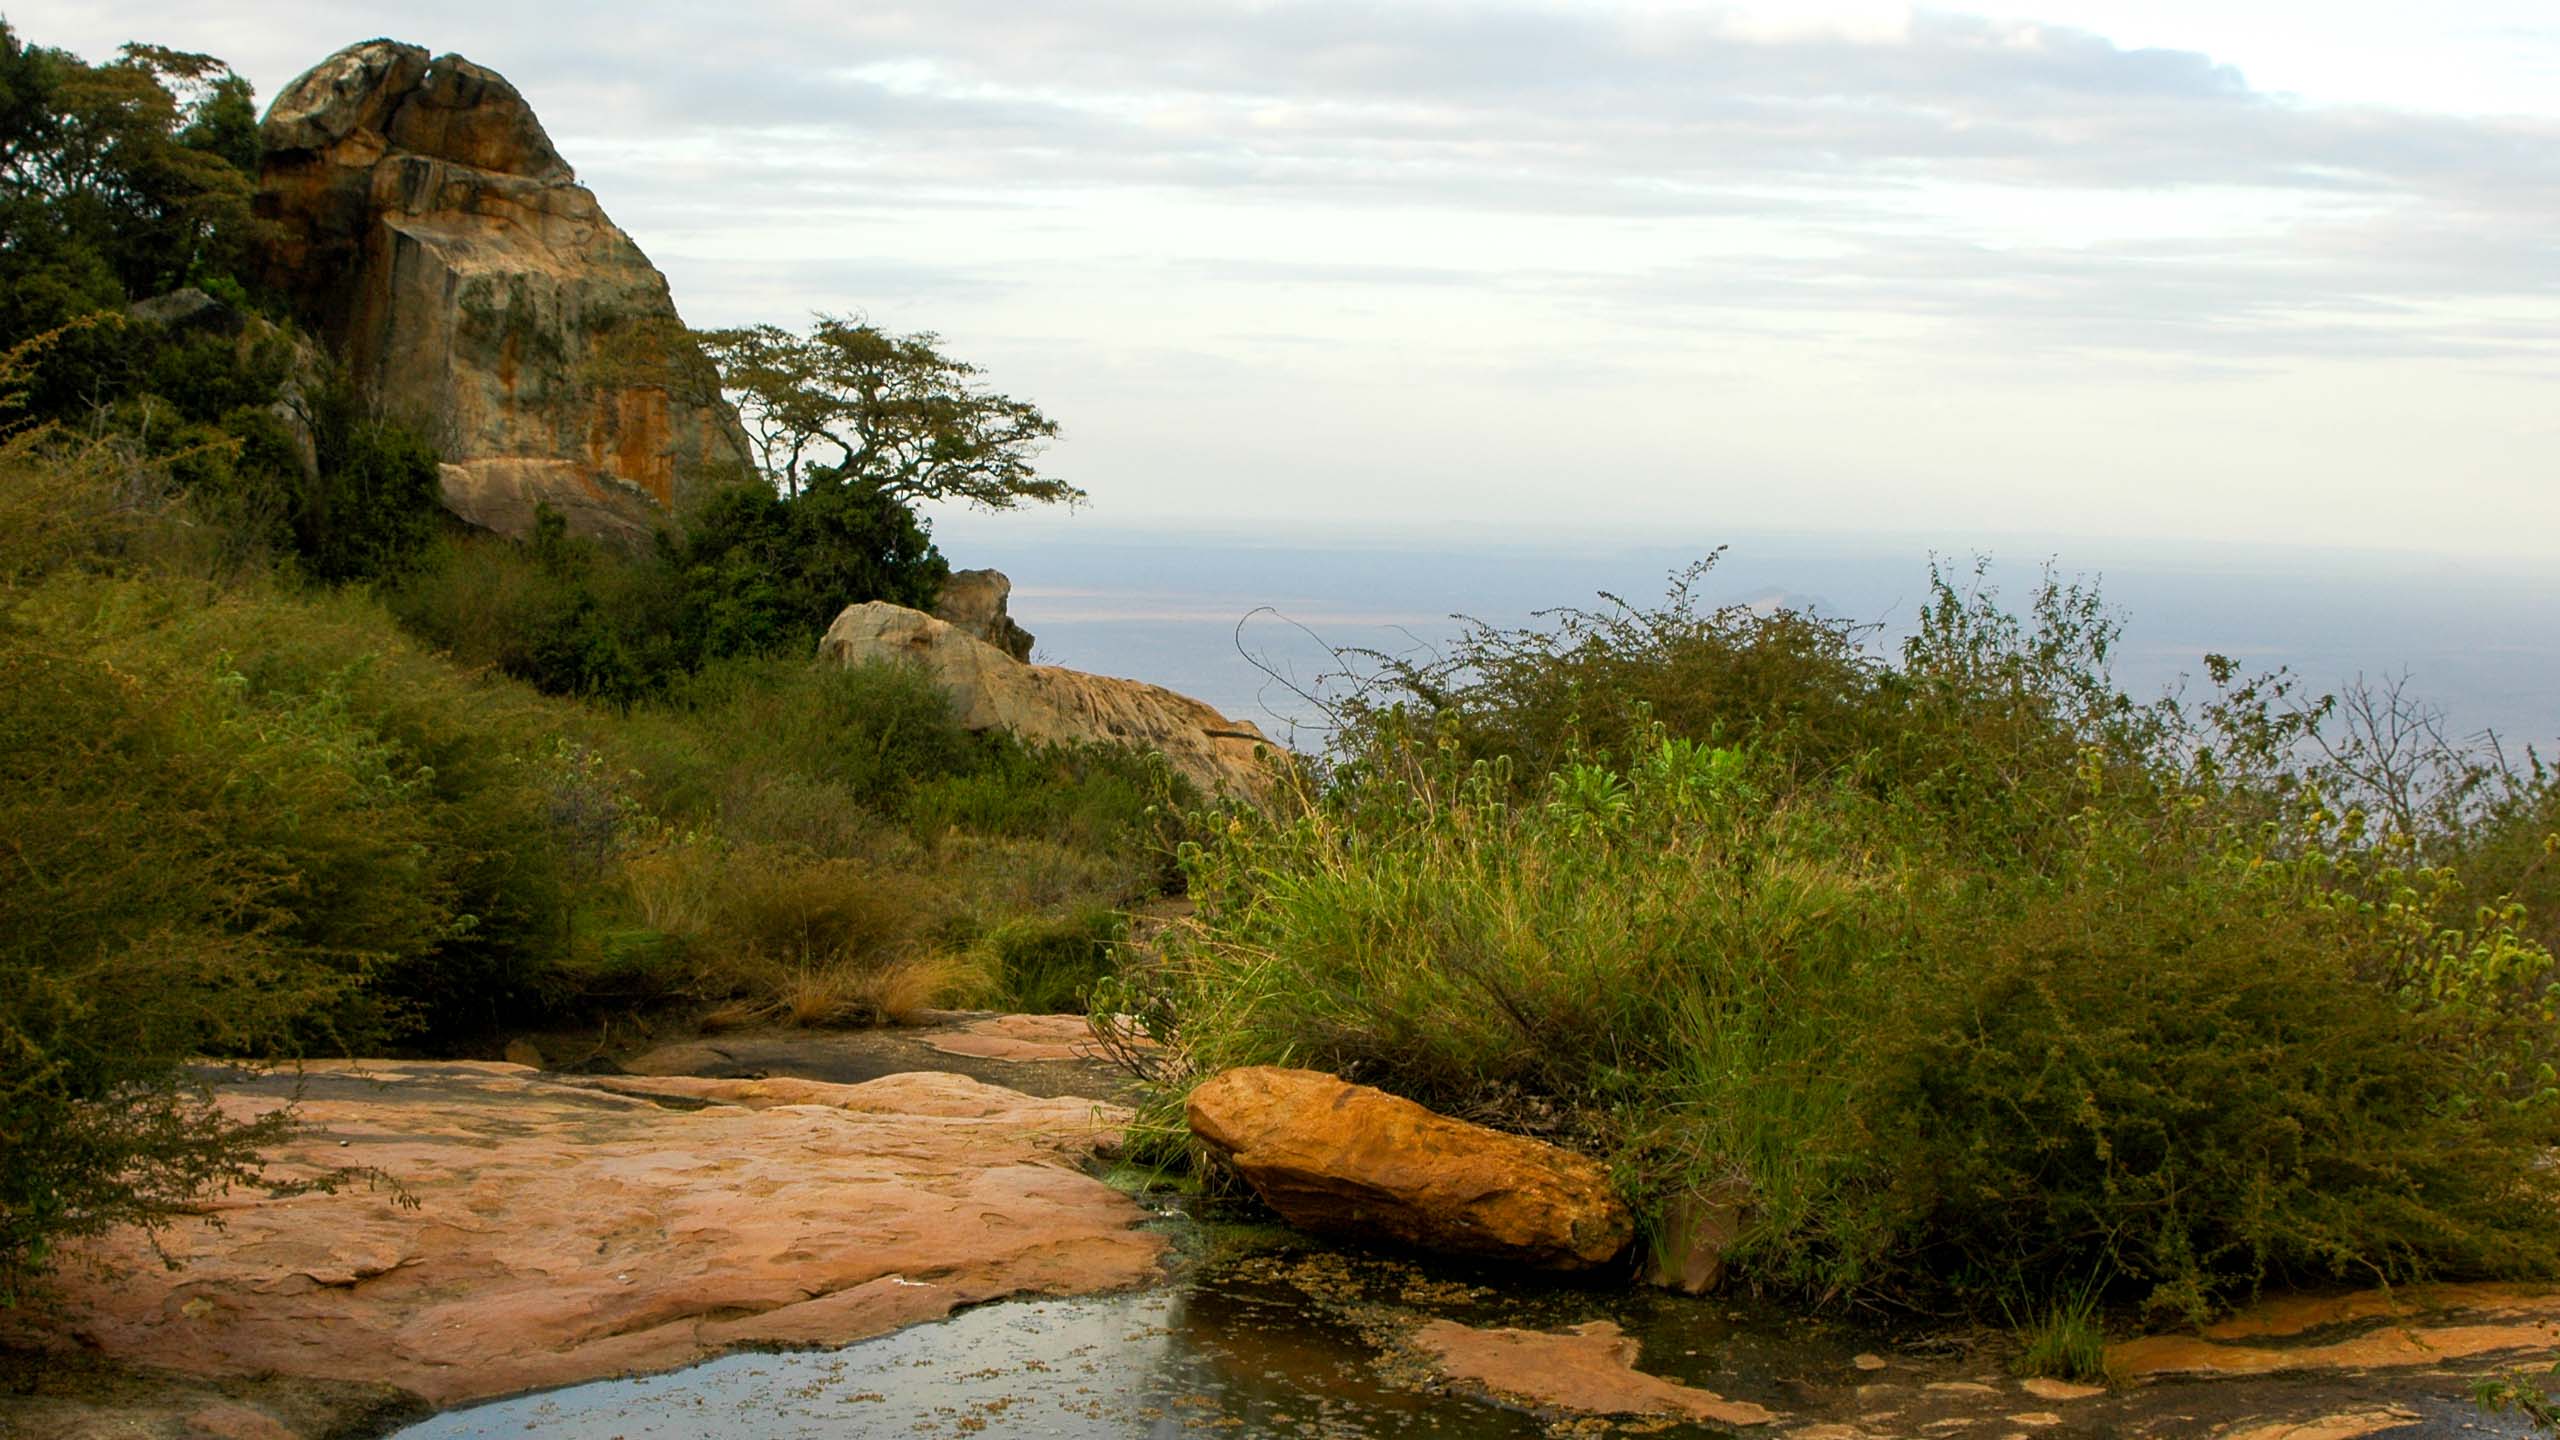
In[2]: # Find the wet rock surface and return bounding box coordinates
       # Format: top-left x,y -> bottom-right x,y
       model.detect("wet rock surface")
2110,1282 -> 2560,1381
376,1231 -> 2560,1440
1412,1317 -> 1781,1426
1186,1065 -> 1636,1270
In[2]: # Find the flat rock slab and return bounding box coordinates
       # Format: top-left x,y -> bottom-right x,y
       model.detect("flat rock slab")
918,1012 -> 1114,1062
2111,1282 -> 2560,1380
1412,1317 -> 1780,1426
27,1061 -> 1163,1411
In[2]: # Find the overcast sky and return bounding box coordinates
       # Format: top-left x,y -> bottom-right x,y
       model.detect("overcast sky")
14,1 -> 2558,558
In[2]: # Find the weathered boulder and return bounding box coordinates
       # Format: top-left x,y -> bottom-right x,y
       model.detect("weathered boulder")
934,568 -> 1037,661
819,601 -> 1276,798
128,286 -> 243,336
254,40 -> 752,543
1185,1066 -> 1633,1270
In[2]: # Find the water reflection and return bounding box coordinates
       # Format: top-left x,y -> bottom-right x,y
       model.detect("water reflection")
396,1270 -> 1562,1440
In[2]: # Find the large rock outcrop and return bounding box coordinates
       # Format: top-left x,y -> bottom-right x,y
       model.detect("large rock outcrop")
255,41 -> 753,543
1185,1066 -> 1634,1271
820,600 -> 1277,797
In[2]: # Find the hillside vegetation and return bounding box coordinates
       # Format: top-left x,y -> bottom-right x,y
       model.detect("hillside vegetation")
0,399 -> 1178,1300
1112,559 -> 2560,1322
0,22 -> 1176,1301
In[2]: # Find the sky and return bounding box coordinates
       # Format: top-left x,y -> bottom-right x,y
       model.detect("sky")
13,1 -> 2559,559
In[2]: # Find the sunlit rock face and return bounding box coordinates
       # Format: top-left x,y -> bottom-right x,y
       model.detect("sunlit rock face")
1185,1066 -> 1635,1270
255,40 -> 753,543
32,1062 -> 1158,1409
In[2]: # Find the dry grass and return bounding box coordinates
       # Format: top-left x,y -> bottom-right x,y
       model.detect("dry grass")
624,838 -> 723,937
705,952 -> 980,1029
634,841 -> 981,1028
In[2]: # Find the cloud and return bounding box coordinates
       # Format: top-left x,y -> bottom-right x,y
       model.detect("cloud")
264,0 -> 2537,363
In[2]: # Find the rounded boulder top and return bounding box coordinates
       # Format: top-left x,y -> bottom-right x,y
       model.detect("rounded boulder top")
260,38 -> 571,183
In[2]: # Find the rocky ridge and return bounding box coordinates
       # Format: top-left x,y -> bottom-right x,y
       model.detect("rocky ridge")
821,599 -> 1280,797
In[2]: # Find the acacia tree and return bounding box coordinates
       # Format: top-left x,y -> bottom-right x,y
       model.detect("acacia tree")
692,316 -> 1083,509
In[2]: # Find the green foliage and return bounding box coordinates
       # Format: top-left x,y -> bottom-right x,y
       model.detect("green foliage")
1873,816 -> 2557,1322
661,470 -> 947,660
1128,563 -> 2560,1320
11,574 -> 581,1041
0,622 -> 352,1301
695,316 -> 1081,510
2474,1358 -> 2560,1434
990,906 -> 1128,1014
0,26 -> 263,402
292,380 -> 444,583
387,477 -> 948,704
1337,551 -> 1883,786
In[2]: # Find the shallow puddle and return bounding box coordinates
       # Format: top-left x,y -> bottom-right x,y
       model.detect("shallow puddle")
396,1281 -> 1566,1439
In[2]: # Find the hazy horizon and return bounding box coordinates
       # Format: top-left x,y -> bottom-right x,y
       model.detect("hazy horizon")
923,520 -> 2560,753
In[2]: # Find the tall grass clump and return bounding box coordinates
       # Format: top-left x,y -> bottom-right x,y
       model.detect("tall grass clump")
1117,556 -> 2560,1321
2009,1285 -> 2110,1384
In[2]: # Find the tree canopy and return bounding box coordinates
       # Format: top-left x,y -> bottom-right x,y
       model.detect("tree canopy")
0,25 -> 261,347
694,316 -> 1083,511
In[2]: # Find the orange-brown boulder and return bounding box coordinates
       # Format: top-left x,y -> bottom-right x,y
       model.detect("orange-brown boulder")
255,41 -> 753,544
1184,1066 -> 1632,1270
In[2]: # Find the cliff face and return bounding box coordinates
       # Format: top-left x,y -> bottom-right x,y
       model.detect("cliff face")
256,41 -> 753,543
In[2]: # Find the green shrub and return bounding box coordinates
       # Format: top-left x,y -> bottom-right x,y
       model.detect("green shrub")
659,470 -> 947,662
1870,812 -> 2560,1321
990,905 -> 1126,1014
290,380 -> 445,583
707,851 -> 937,969
384,472 -> 952,706
1340,553 -> 1885,786
0,623 -> 349,1299
1128,562 -> 2560,1318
